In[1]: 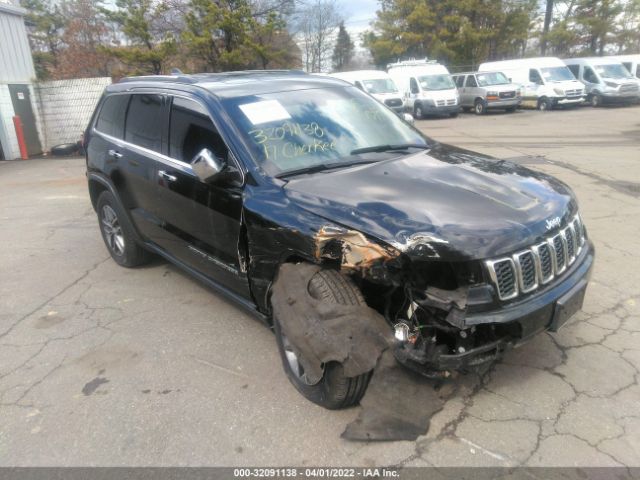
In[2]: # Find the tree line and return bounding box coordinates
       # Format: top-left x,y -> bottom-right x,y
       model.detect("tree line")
24,0 -> 640,80
364,0 -> 640,70
25,0 -> 356,80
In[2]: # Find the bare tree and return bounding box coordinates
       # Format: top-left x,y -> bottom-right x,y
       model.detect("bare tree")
295,0 -> 342,72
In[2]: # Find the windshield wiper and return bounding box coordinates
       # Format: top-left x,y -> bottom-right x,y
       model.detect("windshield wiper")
275,159 -> 381,179
350,143 -> 430,155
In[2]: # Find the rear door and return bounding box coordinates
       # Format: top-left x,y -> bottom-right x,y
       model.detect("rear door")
150,95 -> 250,298
118,93 -> 166,239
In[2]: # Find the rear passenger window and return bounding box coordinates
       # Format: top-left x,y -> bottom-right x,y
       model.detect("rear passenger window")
125,94 -> 163,152
96,95 -> 129,139
169,97 -> 227,163
465,76 -> 477,87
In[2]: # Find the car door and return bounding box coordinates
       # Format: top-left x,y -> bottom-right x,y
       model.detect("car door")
464,74 -> 478,105
150,95 -> 250,298
408,77 -> 420,109
583,66 -> 600,95
455,75 -> 466,106
118,93 -> 167,240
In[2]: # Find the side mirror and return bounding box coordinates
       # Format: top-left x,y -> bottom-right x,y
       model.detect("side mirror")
403,113 -> 415,124
192,148 -> 226,183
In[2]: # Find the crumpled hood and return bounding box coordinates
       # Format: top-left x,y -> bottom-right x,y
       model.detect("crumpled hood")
283,144 -> 577,260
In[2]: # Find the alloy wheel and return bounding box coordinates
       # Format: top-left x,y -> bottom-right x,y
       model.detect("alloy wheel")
101,205 -> 125,256
281,331 -> 323,386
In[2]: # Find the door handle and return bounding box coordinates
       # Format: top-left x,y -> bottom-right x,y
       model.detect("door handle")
158,170 -> 177,182
108,149 -> 123,159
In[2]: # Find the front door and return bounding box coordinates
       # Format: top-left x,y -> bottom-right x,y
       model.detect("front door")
151,95 -> 250,298
8,84 -> 42,156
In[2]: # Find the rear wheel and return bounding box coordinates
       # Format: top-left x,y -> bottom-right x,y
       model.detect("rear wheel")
274,268 -> 372,409
97,191 -> 151,267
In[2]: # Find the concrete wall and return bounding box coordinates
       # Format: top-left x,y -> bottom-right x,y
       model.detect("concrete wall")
35,77 -> 111,150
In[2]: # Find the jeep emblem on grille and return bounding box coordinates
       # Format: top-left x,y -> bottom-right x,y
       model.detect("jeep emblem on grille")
545,216 -> 561,230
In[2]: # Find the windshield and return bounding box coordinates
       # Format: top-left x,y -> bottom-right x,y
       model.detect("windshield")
476,72 -> 509,87
540,66 -> 575,82
362,78 -> 398,94
222,86 -> 427,176
594,63 -> 633,80
418,74 -> 455,91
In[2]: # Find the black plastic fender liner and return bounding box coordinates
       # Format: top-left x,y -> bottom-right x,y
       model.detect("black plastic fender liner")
271,263 -> 394,382
342,349 -> 444,441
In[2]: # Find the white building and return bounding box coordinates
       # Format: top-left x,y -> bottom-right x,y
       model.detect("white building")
0,0 -> 43,160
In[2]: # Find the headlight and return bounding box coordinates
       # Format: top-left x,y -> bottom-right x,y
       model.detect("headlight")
553,87 -> 565,96
605,81 -> 618,88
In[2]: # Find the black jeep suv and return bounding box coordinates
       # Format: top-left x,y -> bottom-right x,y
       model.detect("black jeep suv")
86,71 -> 594,409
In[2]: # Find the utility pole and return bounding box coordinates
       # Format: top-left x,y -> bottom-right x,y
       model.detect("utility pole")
541,0 -> 554,55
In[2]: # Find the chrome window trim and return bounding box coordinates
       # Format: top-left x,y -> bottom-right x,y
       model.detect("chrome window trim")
485,258 -> 519,301
513,250 -> 538,293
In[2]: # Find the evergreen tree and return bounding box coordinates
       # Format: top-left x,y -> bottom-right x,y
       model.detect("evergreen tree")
332,22 -> 354,71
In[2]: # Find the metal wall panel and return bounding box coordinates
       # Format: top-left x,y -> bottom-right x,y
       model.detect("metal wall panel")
0,7 -> 37,83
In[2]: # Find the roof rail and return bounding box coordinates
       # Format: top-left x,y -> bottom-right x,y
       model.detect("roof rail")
118,69 -> 308,85
387,58 -> 440,69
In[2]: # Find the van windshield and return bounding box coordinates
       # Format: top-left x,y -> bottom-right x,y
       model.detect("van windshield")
222,86 -> 428,177
362,78 -> 398,94
418,74 -> 455,91
540,66 -> 575,82
594,63 -> 634,80
476,72 -> 509,86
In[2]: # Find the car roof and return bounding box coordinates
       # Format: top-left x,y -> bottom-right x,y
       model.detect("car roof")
106,70 -> 350,99
564,57 -> 626,65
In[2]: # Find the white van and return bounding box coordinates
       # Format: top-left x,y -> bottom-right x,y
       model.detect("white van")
479,57 -> 585,110
609,54 -> 640,80
564,57 -> 640,107
387,59 -> 460,118
328,70 -> 405,113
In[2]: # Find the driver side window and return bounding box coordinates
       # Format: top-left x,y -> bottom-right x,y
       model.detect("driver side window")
410,78 -> 419,94
169,97 -> 228,164
529,69 -> 542,84
584,67 -> 599,84
465,75 -> 477,87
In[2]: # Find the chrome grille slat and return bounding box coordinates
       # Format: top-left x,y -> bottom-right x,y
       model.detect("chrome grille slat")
485,214 -> 585,301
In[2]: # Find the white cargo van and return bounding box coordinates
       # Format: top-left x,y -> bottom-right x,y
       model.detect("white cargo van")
609,54 -> 640,80
479,57 -> 585,110
564,57 -> 640,107
328,70 -> 405,113
387,59 -> 460,118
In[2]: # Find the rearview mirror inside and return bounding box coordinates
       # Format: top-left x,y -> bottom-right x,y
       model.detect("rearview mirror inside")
192,148 -> 226,183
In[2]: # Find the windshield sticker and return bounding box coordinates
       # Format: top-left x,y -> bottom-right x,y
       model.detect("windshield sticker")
239,100 -> 291,125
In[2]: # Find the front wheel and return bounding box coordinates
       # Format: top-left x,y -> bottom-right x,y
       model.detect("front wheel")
505,106 -> 517,113
474,99 -> 486,115
414,103 -> 424,120
274,269 -> 372,409
449,112 -> 459,118
590,93 -> 603,107
537,97 -> 551,111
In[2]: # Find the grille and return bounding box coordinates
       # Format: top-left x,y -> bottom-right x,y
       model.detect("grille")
384,98 -> 403,107
446,98 -> 457,106
492,259 -> 517,300
552,234 -> 566,273
621,83 -> 639,93
500,91 -> 516,99
436,100 -> 445,106
565,89 -> 583,97
485,214 -> 585,301
537,243 -> 554,282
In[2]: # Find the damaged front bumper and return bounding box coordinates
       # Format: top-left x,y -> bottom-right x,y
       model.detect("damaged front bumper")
397,243 -> 594,375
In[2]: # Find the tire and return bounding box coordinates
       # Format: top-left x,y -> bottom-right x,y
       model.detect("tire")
96,191 -> 151,267
449,112 -> 459,118
506,106 -> 516,113
274,268 -> 372,410
474,99 -> 486,115
51,143 -> 79,156
462,106 -> 471,113
590,93 -> 602,107
414,103 -> 424,120
537,97 -> 551,111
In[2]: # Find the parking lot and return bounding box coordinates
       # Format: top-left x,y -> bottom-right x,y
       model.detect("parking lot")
1,105 -> 639,467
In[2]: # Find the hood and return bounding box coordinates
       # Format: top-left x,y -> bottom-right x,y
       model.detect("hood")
283,144 -> 577,261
